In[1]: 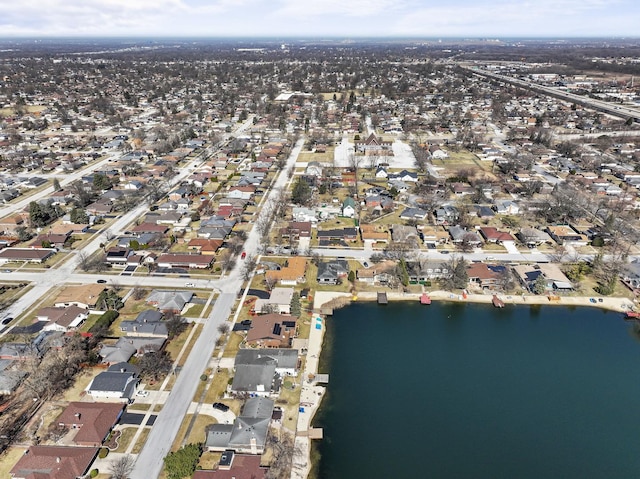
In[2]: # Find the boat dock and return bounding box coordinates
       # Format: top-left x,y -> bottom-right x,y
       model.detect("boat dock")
377,292 -> 388,305
492,295 -> 505,308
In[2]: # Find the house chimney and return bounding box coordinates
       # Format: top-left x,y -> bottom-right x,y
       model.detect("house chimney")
56,457 -> 61,463
250,437 -> 257,455
75,413 -> 81,419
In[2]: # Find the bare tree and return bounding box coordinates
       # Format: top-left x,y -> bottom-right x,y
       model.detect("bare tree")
242,255 -> 258,281
110,455 -> 135,479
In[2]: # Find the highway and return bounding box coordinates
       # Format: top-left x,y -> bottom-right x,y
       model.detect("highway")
463,65 -> 640,123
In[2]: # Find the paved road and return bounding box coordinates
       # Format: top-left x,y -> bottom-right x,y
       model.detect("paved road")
0,153 -> 120,220
129,137 -> 304,479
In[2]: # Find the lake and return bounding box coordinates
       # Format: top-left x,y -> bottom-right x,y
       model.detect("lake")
312,301 -> 640,479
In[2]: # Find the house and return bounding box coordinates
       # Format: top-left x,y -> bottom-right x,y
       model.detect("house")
105,247 -> 132,265
156,253 -> 214,269
475,205 -> 496,219
54,284 -> 106,309
86,363 -> 139,402
359,224 -> 389,244
399,207 -> 428,220
146,290 -> 193,313
421,225 -> 449,247
246,313 -> 297,348
36,305 -> 89,332
621,261 -> 640,290
254,287 -> 294,315
316,260 -> 349,284
546,225 -> 589,246
231,357 -> 278,397
375,166 -> 388,178
406,260 -> 450,282
391,224 -> 420,246
56,402 -> 125,447
479,227 -> 516,244
265,257 -> 307,286
448,225 -> 482,245
205,397 -> 274,454
513,263 -> 573,292
434,205 -> 459,225
355,133 -> 392,155
517,227 -> 553,247
305,161 -> 323,177
356,268 -> 377,284
493,200 -> 520,215
10,446 -> 99,479
341,197 -> 356,218
187,238 -> 224,255
119,310 -> 168,338
99,336 -> 165,364
0,247 -> 56,264
29,232 -> 69,249
280,222 -> 312,241
0,360 -> 27,395
388,169 -> 418,182
131,223 -> 169,235
193,453 -> 268,479
467,262 -> 507,289
316,228 -> 358,244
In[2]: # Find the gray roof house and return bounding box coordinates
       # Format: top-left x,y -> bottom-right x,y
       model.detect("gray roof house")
86,362 -> 139,402
99,336 -> 165,365
146,290 -> 193,313
231,357 -> 278,397
119,310 -> 168,338
231,349 -> 299,396
448,225 -> 482,245
205,397 -> 274,454
316,260 -> 349,285
235,349 -> 298,376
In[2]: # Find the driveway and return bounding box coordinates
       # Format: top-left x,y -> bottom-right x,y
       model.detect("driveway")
120,412 -> 157,426
503,242 -> 520,254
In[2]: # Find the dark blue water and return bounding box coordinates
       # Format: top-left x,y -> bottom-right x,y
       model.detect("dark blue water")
313,302 -> 640,479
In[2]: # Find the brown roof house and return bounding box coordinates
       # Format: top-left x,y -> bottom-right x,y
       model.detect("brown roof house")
10,445 -> 99,479
157,253 -> 214,269
0,247 -> 56,264
54,284 -> 106,309
265,257 -> 307,286
246,313 -> 297,348
193,453 -> 268,479
56,402 -> 124,447
36,306 -> 89,332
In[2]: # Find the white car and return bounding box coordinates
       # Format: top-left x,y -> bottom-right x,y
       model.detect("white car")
135,390 -> 149,397
185,282 -> 194,287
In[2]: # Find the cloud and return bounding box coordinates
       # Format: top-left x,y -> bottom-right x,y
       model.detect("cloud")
390,0 -> 635,37
0,0 -> 636,37
272,0 -> 406,18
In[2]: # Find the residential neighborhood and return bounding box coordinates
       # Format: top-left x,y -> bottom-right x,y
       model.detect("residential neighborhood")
0,36 -> 639,479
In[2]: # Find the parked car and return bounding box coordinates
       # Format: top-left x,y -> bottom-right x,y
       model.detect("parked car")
185,282 -> 194,287
241,251 -> 247,259
136,390 -> 149,397
2,317 -> 13,325
97,279 -> 107,284
212,402 -> 230,412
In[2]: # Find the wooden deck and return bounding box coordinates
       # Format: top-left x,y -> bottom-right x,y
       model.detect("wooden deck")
377,292 -> 388,304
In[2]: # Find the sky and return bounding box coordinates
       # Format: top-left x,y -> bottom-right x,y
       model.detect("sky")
0,0 -> 638,38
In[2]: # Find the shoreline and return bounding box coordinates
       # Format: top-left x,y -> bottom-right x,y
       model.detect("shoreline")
290,289 -> 636,479
318,289 -> 636,314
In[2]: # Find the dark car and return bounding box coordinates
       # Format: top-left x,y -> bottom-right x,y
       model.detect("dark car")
97,279 -> 107,284
212,402 -> 230,412
2,317 -> 13,325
